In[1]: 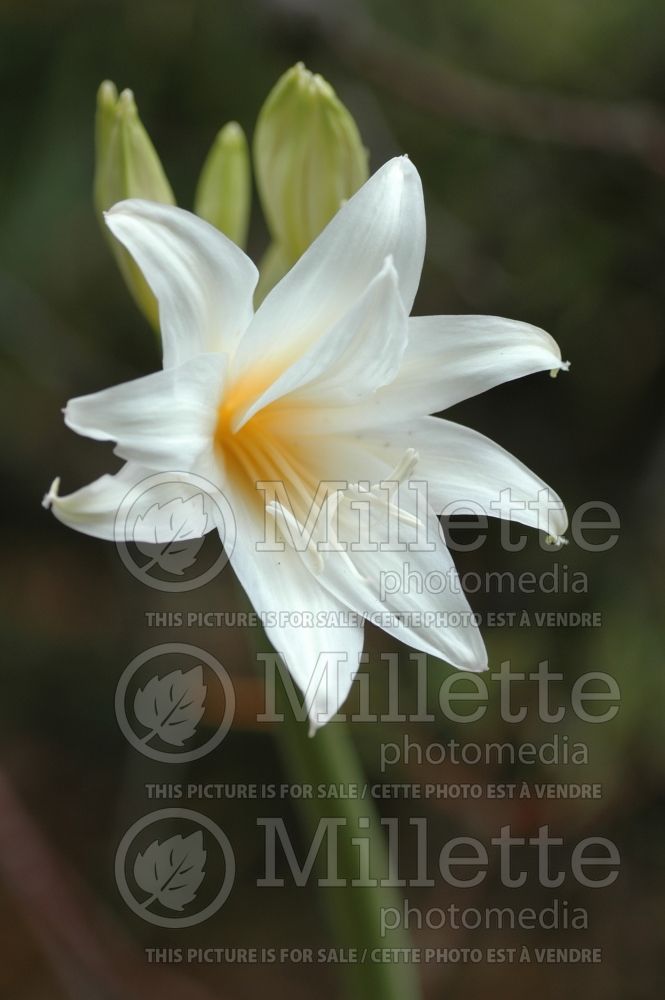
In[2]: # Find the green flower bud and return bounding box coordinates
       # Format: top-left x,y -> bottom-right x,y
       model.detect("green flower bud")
94,81 -> 175,329
254,62 -> 369,265
255,242 -> 293,306
194,122 -> 251,249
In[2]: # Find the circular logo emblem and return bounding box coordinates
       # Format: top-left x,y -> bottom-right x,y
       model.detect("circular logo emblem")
114,471 -> 237,591
115,808 -> 235,927
115,643 -> 235,762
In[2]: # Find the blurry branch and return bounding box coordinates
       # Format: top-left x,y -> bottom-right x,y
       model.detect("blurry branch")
264,0 -> 665,175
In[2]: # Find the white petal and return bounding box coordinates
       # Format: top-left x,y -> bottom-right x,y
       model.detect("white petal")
235,258 -> 408,429
105,200 -> 257,367
280,432 -> 397,487
271,476 -> 487,672
233,157 -> 425,383
43,463 -> 219,542
377,314 -> 569,417
225,483 -> 365,729
64,354 -> 225,469
273,314 -> 568,435
359,416 -> 568,539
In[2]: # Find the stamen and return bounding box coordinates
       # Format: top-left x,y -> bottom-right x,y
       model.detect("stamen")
384,448 -> 419,493
266,500 -> 326,574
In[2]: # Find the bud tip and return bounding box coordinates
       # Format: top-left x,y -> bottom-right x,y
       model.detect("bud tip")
219,121 -> 245,146
97,79 -> 118,107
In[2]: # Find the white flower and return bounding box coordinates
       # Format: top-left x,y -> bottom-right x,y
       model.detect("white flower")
44,157 -> 568,730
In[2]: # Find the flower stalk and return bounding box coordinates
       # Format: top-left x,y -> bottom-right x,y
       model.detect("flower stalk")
273,665 -> 422,1000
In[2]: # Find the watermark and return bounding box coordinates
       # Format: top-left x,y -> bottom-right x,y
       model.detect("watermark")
114,649 -> 618,755
107,471 -> 618,578
114,471 -> 236,591
114,808 -> 235,927
380,902 -> 592,938
258,817 -> 620,891
144,607 -> 602,630
115,643 -> 235,761
379,736 -> 591,773
439,496 -> 619,553
142,944 -> 603,965
254,478 -> 618,556
143,780 -> 603,801
379,562 -> 588,602
113,810 -> 619,941
258,654 -> 620,730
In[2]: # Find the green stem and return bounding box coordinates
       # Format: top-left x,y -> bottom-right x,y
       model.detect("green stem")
273,669 -> 422,1000
237,578 -> 422,999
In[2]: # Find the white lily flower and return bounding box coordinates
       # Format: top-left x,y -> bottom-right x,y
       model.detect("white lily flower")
44,157 -> 568,730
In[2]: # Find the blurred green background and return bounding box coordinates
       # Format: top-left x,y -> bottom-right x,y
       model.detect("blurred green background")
1,0 -> 664,997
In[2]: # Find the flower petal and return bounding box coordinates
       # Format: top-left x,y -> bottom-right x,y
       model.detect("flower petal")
64,354 -> 226,469
273,315 -> 568,435
269,474 -> 487,672
105,200 -> 258,367
43,463 -> 219,542
224,484 -> 366,730
376,314 -> 569,418
358,416 -> 568,539
233,156 -> 425,383
235,258 -> 408,429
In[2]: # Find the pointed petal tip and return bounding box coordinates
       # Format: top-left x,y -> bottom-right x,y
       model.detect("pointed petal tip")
375,154 -> 418,188
453,627 -> 489,674
429,624 -> 488,675
550,359 -> 571,378
392,154 -> 417,178
544,497 -> 569,540
42,476 -> 61,510
442,655 -> 489,676
464,641 -> 490,673
459,655 -> 490,675
104,198 -> 138,222
103,201 -> 133,232
104,197 -> 159,226
478,653 -> 490,673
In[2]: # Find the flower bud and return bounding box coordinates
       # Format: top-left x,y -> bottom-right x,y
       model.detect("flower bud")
194,122 -> 251,249
255,242 -> 292,306
94,81 -> 175,328
254,63 -> 369,263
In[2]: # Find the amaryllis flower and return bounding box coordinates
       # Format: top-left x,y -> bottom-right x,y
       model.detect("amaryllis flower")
44,158 -> 568,728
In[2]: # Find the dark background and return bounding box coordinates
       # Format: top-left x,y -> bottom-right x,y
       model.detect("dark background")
1,0 -> 664,997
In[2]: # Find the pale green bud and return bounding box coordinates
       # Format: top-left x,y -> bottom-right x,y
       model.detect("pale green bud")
94,81 -> 175,329
254,62 -> 369,264
254,242 -> 293,306
194,122 -> 251,249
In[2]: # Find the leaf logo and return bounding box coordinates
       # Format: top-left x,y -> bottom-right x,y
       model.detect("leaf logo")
134,832 -> 207,912
134,666 -> 207,747
132,494 -> 209,575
